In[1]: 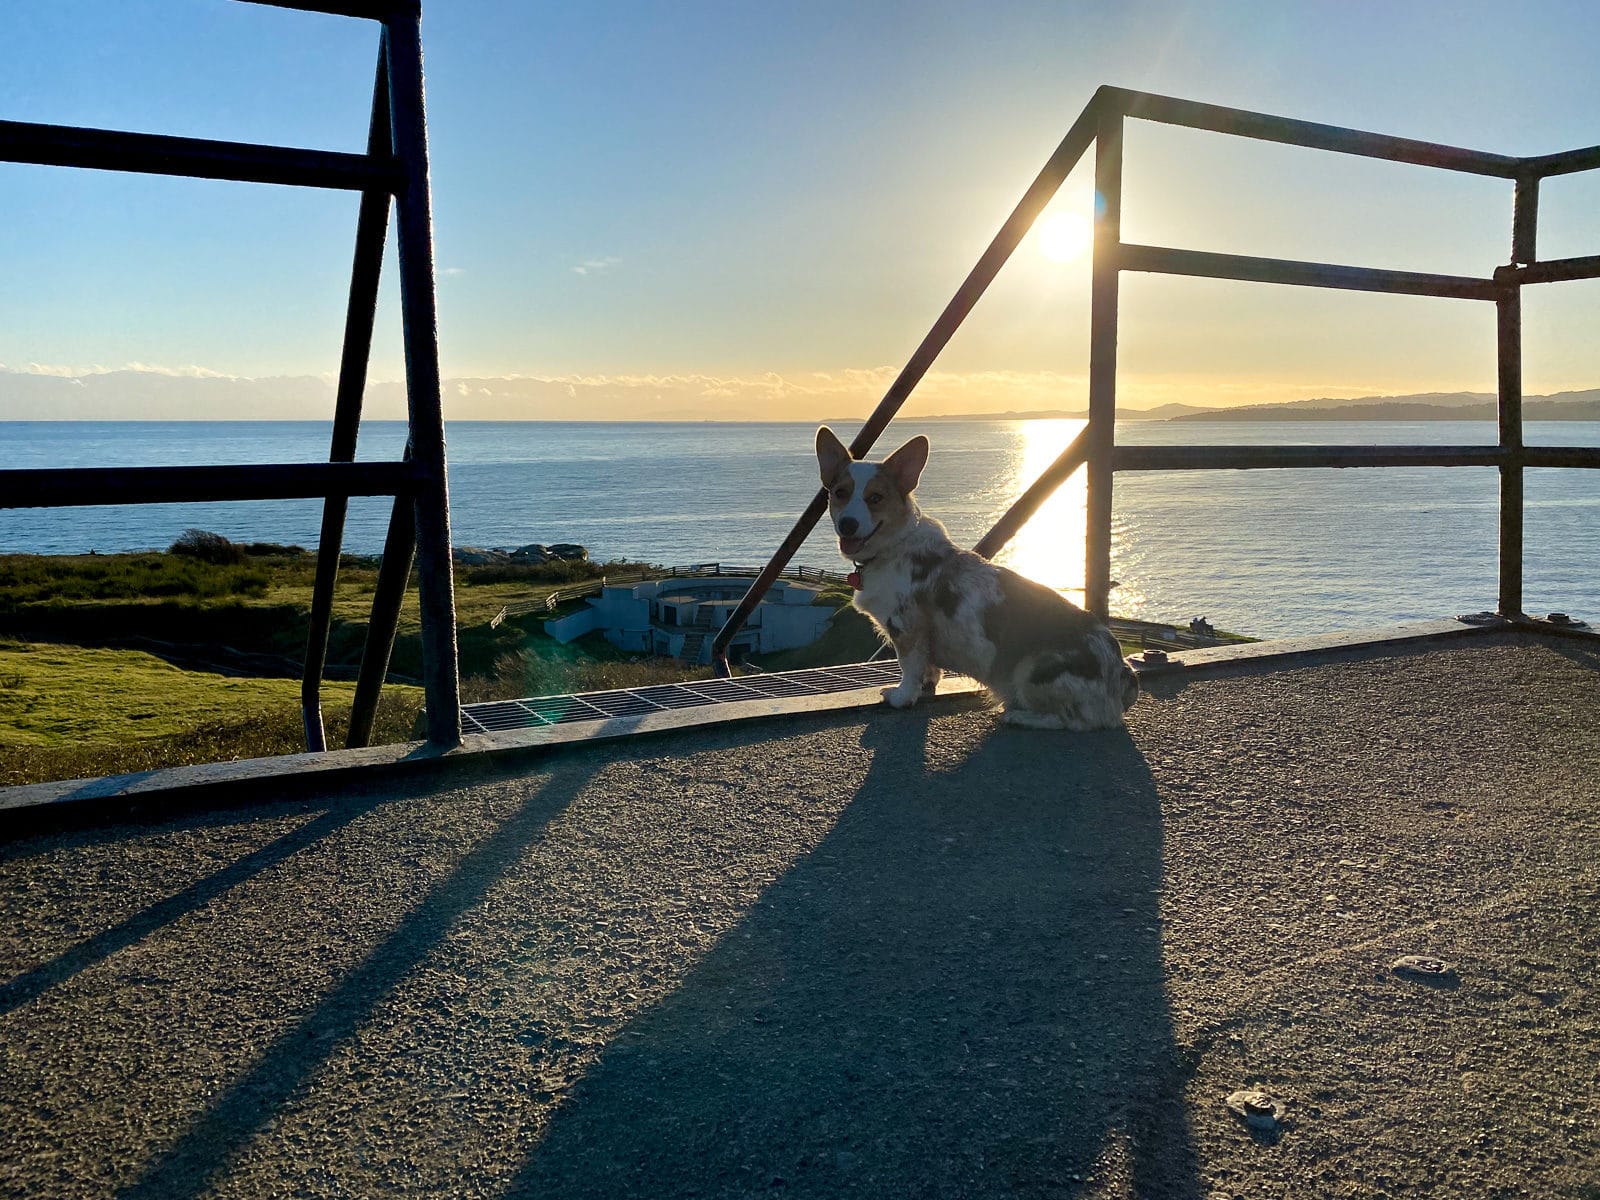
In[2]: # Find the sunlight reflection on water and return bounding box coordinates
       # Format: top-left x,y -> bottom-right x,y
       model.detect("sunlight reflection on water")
989,419 -> 1147,619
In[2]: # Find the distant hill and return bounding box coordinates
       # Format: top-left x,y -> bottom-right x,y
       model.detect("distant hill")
1168,389 -> 1600,421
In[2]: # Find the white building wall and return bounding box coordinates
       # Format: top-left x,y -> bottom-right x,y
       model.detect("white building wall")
758,603 -> 834,652
545,576 -> 834,660
544,607 -> 599,644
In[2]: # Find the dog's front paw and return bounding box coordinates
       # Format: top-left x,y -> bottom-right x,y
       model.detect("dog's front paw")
882,683 -> 921,709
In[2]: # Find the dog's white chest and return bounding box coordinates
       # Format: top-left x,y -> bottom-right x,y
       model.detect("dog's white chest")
852,560 -> 915,626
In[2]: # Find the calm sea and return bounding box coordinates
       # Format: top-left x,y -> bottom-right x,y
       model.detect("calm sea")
3,419 -> 1597,639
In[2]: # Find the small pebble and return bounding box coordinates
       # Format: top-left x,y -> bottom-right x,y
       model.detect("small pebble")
1392,954 -> 1457,981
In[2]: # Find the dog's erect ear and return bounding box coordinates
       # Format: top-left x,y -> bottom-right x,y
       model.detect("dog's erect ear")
882,435 -> 930,494
815,426 -> 851,483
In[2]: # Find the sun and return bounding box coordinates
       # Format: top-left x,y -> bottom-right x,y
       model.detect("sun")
1036,210 -> 1092,263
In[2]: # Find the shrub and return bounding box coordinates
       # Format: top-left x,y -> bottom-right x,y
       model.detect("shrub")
459,559 -> 606,587
240,541 -> 310,557
169,529 -> 247,565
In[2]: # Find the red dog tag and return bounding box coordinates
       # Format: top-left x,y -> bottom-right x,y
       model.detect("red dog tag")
847,571 -> 862,590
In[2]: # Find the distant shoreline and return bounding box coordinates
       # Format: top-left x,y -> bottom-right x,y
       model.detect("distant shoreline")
4,401 -> 1600,425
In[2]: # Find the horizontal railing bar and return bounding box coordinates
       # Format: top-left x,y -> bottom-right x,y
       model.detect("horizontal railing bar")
237,0 -> 418,18
1524,446 -> 1600,469
1520,144 -> 1600,179
1113,445 -> 1508,471
0,462 -> 421,509
1101,87 -> 1522,178
1118,242 -> 1500,300
0,119 -> 399,192
1495,254 -> 1600,286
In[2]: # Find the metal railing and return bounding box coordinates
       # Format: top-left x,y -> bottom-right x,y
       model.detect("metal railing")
711,85 -> 1600,675
0,0 -> 462,751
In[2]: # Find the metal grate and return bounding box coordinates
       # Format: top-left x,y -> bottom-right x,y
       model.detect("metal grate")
460,661 -> 906,736
631,684 -> 719,710
672,678 -> 768,704
581,690 -> 669,718
458,700 -> 545,733
787,663 -> 902,689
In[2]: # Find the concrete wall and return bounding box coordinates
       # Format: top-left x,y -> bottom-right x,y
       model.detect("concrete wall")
545,607 -> 599,645
757,602 -> 833,652
551,576 -> 834,660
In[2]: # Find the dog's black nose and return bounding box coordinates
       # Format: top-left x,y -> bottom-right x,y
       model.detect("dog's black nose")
837,516 -> 858,537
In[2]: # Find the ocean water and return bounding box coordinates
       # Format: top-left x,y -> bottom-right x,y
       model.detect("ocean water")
2,418 -> 1597,639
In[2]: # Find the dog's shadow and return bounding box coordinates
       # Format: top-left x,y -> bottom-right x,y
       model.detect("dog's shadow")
512,710 -> 1203,1196
508,707 -> 1201,1199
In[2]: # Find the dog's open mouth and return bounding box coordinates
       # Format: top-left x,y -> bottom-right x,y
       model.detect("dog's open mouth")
838,522 -> 881,560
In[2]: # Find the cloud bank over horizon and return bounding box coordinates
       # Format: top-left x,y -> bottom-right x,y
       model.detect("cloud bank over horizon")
0,362 -> 1500,422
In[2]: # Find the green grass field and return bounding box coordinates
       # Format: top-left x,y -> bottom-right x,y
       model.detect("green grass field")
0,641 -> 427,787
0,643 -> 419,748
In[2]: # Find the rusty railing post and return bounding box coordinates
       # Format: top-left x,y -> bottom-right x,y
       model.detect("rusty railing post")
1496,282 -> 1524,618
302,46 -> 393,752
347,489 -> 417,749
1084,103 -> 1123,619
383,11 -> 463,745
1496,170 -> 1538,618
1511,173 -> 1539,266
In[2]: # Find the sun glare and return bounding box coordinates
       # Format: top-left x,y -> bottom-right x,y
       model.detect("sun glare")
1036,211 -> 1091,263
996,420 -> 1089,597
997,420 -> 1147,620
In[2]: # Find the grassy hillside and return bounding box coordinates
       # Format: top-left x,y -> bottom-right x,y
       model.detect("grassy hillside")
0,641 -> 427,787
0,542 -> 631,787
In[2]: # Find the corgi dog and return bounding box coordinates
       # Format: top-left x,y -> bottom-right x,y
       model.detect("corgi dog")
816,426 -> 1138,730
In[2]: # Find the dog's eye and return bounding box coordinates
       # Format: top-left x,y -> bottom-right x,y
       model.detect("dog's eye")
832,486 -> 848,499
865,492 -> 883,505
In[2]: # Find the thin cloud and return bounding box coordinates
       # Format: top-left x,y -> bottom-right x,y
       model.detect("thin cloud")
6,361 -> 237,380
572,256 -> 621,276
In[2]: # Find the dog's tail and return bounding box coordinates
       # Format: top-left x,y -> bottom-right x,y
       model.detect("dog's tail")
1118,662 -> 1140,711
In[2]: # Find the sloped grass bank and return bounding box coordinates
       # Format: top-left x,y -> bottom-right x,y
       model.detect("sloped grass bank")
0,642 -> 425,787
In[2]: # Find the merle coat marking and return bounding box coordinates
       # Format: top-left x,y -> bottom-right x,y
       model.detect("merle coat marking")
817,426 -> 1138,730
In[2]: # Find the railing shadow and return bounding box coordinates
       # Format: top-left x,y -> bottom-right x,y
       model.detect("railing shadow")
509,711 -> 1201,1198
0,792 -> 392,1018
109,759 -> 595,1200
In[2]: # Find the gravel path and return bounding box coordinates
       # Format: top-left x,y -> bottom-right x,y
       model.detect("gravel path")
1,632 -> 1596,1199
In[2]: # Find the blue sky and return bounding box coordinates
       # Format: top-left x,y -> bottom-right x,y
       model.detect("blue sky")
2,0 -> 1598,418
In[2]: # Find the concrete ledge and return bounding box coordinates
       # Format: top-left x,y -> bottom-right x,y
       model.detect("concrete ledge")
1127,617 -> 1494,674
0,738 -> 458,832
1126,613 -> 1598,676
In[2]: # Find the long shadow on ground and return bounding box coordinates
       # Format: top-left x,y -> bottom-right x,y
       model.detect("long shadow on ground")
511,712 -> 1201,1199
107,762 -> 594,1200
